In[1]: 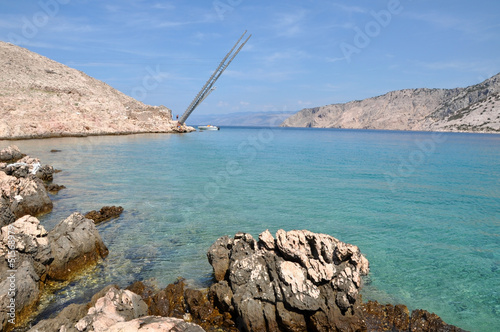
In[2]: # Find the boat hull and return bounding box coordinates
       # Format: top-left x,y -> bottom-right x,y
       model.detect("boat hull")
198,125 -> 220,131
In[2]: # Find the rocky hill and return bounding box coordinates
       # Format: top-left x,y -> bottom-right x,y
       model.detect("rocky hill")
0,42 -> 191,139
281,73 -> 500,133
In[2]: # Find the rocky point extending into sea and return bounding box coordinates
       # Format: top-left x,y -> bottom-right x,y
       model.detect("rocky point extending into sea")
0,145 -> 468,331
0,42 -> 195,140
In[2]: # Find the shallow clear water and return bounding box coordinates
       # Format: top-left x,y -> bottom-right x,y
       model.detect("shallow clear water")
2,127 -> 499,331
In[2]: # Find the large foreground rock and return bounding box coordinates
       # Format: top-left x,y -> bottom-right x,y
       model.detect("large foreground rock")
0,216 -> 52,330
207,229 -> 468,332
107,316 -> 206,332
0,213 -> 108,331
48,212 -> 109,280
74,287 -> 149,331
207,229 -> 370,332
31,286 -> 207,332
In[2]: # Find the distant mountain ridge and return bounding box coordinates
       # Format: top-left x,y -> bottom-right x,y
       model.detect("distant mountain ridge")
281,73 -> 500,133
187,111 -> 295,127
0,42 -> 189,139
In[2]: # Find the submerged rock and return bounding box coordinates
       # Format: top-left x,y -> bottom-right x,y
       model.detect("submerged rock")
84,206 -> 124,224
208,229 -> 370,332
141,278 -> 237,332
361,301 -> 468,332
46,183 -> 66,194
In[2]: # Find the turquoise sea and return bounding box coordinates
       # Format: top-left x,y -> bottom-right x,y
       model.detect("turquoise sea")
2,127 -> 499,331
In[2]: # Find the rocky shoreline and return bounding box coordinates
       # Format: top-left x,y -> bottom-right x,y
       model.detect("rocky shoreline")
0,145 -> 468,331
0,127 -> 196,141
0,146 -> 109,331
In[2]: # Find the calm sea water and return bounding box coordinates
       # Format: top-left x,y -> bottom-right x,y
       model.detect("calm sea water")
2,127 -> 499,331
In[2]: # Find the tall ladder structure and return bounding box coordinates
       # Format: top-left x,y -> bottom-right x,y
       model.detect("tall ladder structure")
178,31 -> 251,124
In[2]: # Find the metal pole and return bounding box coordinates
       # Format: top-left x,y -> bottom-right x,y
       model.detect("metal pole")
178,31 -> 251,124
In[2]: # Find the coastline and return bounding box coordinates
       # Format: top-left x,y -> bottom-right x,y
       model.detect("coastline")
279,125 -> 500,135
0,126 -> 196,141
2,124 -> 498,143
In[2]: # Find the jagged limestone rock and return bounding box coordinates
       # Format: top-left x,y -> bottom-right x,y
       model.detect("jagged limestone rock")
207,229 -> 369,332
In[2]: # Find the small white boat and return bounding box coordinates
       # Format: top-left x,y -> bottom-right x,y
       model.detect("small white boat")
198,125 -> 220,131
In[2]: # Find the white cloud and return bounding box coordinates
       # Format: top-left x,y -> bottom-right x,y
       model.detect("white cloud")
64,61 -> 128,67
152,3 -> 175,10
257,49 -> 312,64
49,20 -> 96,33
262,51 -> 292,63
332,4 -> 368,14
328,22 -> 356,30
325,84 -> 341,92
105,5 -> 121,13
12,40 -> 75,51
224,68 -> 303,83
404,11 -> 463,30
273,10 -> 307,37
326,56 -> 347,63
193,32 -> 222,41
414,60 -> 491,73
0,17 -> 21,29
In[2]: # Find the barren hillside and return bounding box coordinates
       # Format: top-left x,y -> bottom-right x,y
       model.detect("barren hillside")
0,42 -> 191,139
282,73 -> 500,133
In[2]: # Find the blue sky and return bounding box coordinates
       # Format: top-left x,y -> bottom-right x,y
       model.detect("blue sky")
1,0 -> 500,116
